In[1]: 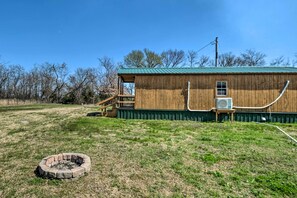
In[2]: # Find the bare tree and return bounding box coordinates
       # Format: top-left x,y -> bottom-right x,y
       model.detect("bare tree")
292,54 -> 297,66
218,52 -> 238,67
161,49 -> 185,68
0,63 -> 9,98
33,63 -> 68,102
48,63 -> 68,102
187,50 -> 198,67
23,71 -> 36,100
238,49 -> 266,66
7,65 -> 25,99
197,56 -> 212,67
270,56 -> 291,66
66,68 -> 97,104
29,66 -> 43,101
38,63 -> 55,102
98,57 -> 118,97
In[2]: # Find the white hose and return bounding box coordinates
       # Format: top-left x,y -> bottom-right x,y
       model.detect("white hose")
187,80 -> 290,112
233,80 -> 290,110
258,123 -> 297,145
187,81 -> 214,112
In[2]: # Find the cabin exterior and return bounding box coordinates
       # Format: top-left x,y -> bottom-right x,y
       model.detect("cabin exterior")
115,67 -> 297,123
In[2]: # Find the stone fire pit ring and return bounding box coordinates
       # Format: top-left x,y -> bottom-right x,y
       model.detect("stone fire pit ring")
37,153 -> 91,179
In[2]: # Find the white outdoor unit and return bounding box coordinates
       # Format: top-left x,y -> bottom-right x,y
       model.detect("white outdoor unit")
215,98 -> 233,110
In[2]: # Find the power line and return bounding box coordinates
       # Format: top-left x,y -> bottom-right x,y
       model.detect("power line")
196,41 -> 214,54
196,37 -> 219,67
197,39 -> 216,54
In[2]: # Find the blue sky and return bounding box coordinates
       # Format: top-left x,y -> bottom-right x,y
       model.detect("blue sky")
0,0 -> 296,71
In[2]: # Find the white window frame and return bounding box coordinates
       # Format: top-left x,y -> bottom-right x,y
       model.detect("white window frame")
216,81 -> 228,96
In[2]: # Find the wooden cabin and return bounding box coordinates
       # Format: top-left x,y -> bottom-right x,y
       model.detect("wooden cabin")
102,67 -> 297,123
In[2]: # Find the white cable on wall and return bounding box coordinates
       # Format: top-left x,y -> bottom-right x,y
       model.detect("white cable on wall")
187,80 -> 290,112
187,81 -> 214,112
233,80 -> 290,110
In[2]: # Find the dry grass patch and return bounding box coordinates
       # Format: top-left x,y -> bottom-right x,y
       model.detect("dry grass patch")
0,104 -> 296,197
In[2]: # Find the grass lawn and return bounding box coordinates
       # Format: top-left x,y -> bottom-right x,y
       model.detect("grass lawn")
0,105 -> 296,197
0,103 -> 81,112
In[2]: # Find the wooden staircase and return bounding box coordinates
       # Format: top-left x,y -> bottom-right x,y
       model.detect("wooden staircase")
96,95 -> 135,117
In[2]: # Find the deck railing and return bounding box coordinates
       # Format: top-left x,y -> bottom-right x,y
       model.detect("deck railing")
117,95 -> 135,109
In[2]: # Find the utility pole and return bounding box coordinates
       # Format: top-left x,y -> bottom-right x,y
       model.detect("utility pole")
215,37 -> 218,67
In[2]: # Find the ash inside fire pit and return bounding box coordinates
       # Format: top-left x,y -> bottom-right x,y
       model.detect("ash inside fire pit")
37,153 -> 91,179
51,160 -> 80,170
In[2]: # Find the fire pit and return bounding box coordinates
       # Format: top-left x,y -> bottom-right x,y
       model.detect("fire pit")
37,153 -> 91,179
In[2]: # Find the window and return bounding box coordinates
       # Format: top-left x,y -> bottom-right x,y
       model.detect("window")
123,82 -> 135,95
216,81 -> 227,96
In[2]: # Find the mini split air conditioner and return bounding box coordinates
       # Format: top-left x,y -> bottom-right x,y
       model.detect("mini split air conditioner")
215,98 -> 233,110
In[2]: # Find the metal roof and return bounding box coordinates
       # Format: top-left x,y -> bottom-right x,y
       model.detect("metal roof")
118,67 -> 297,75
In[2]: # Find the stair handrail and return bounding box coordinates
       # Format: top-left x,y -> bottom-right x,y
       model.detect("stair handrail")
96,94 -> 118,106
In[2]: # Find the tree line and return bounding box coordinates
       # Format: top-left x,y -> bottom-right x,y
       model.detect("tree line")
122,49 -> 297,68
0,57 -> 117,104
0,49 -> 296,104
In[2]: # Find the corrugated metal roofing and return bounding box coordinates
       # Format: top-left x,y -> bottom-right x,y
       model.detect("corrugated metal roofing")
118,67 -> 297,75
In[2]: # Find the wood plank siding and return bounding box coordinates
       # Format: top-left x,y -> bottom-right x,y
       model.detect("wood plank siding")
134,74 -> 297,112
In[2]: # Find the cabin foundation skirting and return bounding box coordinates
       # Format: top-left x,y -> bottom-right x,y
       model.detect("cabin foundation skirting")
117,109 -> 297,123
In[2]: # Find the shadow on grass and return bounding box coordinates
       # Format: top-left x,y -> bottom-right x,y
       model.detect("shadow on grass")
86,112 -> 102,117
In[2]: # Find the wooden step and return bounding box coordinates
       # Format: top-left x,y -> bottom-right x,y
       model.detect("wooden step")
117,101 -> 135,104
98,103 -> 116,110
118,95 -> 135,98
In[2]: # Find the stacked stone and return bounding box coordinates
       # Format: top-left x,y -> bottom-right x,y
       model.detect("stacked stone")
37,153 -> 91,179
